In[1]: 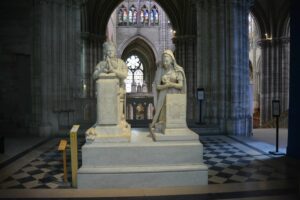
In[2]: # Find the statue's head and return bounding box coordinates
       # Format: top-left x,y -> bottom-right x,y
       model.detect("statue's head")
162,49 -> 175,69
103,41 -> 116,59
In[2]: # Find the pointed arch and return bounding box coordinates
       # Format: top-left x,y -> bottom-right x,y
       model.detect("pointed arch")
121,37 -> 157,92
119,35 -> 158,61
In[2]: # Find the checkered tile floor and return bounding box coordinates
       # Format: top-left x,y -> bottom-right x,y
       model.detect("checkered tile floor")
201,137 -> 290,184
0,136 -> 293,189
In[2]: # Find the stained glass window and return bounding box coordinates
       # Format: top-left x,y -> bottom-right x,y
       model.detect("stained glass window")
150,9 -> 154,25
118,5 -> 128,25
124,55 -> 144,92
150,6 -> 159,25
118,9 -> 123,25
129,5 -> 137,24
141,5 -> 149,25
129,9 -> 132,23
133,10 -> 137,24
144,9 -> 149,24
117,2 -> 160,26
140,10 -> 144,23
154,7 -> 159,25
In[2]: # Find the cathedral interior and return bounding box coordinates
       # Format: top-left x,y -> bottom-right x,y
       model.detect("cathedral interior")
0,0 -> 299,199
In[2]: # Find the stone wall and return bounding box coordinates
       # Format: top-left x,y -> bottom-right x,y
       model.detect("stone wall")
31,0 -> 81,136
0,0 -> 32,135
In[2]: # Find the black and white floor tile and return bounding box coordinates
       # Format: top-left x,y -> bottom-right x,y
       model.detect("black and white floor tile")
0,136 -> 293,189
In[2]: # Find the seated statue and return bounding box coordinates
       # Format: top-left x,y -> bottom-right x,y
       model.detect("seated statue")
150,49 -> 186,130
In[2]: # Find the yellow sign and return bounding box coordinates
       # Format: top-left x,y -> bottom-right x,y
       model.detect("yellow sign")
58,139 -> 67,151
70,125 -> 79,187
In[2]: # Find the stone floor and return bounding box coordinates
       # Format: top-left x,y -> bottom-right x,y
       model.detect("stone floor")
0,128 -> 299,199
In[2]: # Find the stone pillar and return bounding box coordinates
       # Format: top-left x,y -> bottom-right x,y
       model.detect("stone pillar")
32,0 -> 81,136
197,0 -> 226,128
173,35 -> 197,122
81,33 -> 106,98
224,0 -> 252,135
258,37 -> 290,126
196,0 -> 252,135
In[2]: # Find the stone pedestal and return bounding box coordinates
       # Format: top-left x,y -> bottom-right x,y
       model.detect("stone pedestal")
153,94 -> 199,141
86,73 -> 131,142
96,74 -> 119,125
77,130 -> 208,188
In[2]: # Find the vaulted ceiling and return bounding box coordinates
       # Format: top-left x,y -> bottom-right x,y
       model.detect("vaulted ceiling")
251,0 -> 290,37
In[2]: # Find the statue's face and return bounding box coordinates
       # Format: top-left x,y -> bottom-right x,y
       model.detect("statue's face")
162,54 -> 172,69
105,45 -> 116,58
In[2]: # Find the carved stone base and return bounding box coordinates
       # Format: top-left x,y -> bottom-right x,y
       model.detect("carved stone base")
94,124 -> 131,143
85,122 -> 131,143
78,129 -> 208,189
150,94 -> 200,141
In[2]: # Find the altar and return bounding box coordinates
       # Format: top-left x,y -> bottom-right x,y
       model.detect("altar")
126,93 -> 154,127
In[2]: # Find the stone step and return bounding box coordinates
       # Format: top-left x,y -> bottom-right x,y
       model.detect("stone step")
78,164 -> 208,188
81,141 -> 204,167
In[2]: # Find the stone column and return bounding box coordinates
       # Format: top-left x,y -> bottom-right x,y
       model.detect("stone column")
224,0 -> 252,135
258,37 -> 290,126
197,0 -> 226,128
81,33 -> 106,98
32,0 -> 81,136
196,0 -> 252,135
173,35 -> 197,122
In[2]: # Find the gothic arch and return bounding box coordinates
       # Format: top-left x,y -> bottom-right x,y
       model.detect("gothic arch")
281,16 -> 290,37
118,35 -> 158,61
121,38 -> 157,92
276,2 -> 290,37
249,12 -> 262,38
250,2 -> 267,39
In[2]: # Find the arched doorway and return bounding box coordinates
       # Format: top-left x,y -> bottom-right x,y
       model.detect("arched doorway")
120,38 -> 157,127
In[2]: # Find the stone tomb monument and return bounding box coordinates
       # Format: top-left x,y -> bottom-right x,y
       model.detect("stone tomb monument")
77,46 -> 208,188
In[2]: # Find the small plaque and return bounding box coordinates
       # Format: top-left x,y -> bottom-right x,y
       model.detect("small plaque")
272,100 -> 280,117
197,88 -> 205,100
58,139 -> 67,151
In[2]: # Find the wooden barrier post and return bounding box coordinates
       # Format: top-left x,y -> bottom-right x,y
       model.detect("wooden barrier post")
58,139 -> 68,182
70,125 -> 80,188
